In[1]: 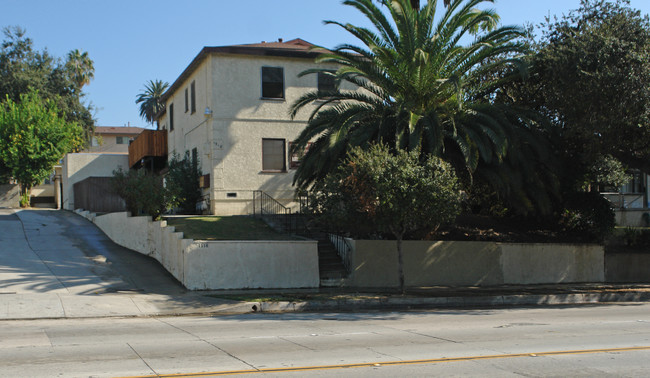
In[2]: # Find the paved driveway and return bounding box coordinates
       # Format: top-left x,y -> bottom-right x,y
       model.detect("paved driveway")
0,208 -> 184,295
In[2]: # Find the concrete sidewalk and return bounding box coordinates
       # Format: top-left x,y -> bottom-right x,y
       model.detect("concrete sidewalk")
1,283 -> 650,320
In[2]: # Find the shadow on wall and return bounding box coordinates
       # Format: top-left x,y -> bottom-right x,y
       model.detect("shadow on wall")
0,184 -> 20,208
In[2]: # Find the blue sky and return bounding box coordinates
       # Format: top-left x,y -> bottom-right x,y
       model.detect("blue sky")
2,0 -> 649,128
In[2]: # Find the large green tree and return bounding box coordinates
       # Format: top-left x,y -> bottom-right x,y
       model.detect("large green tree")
519,0 -> 650,178
136,79 -> 169,129
0,91 -> 84,197
307,143 -> 461,291
0,26 -> 95,143
291,0 -> 557,215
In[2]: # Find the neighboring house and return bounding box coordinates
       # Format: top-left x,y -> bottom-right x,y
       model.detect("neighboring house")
601,170 -> 650,227
87,126 -> 146,153
156,38 -> 354,215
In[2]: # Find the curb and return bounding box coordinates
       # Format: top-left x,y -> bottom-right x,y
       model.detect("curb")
252,291 -> 650,313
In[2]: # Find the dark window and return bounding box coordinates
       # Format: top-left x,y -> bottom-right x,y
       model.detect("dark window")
116,136 -> 127,144
169,103 -> 174,131
262,138 -> 286,171
317,72 -> 336,94
289,141 -> 313,169
184,88 -> 189,112
191,147 -> 198,167
261,67 -> 284,99
191,81 -> 196,113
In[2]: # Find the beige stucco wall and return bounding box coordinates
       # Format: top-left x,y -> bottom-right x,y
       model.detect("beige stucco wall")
162,52 -> 355,215
344,240 -> 604,288
62,153 -> 129,210
184,241 -> 319,290
86,135 -> 133,153
79,210 -> 319,290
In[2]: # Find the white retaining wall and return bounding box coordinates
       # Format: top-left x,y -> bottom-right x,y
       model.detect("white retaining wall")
76,210 -> 319,290
344,240 -> 605,288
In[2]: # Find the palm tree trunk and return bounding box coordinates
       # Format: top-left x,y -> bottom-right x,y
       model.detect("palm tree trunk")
410,0 -> 419,10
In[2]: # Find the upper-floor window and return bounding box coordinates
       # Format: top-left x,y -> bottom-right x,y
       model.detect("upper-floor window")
190,81 -> 196,113
116,136 -> 128,144
184,88 -> 189,113
317,72 -> 336,94
262,138 -> 286,172
169,103 -> 174,132
261,66 -> 284,99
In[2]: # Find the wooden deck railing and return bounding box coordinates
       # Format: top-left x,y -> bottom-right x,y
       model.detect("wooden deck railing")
128,130 -> 167,168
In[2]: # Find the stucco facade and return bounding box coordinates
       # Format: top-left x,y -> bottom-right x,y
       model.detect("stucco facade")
158,39 -> 354,215
87,126 -> 146,154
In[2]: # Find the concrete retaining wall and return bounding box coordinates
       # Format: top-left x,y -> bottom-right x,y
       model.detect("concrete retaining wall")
0,184 -> 20,208
606,252 -> 650,283
344,240 -> 604,288
76,210 -> 319,290
615,209 -> 650,227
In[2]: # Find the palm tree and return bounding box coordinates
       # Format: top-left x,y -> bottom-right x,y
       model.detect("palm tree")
290,0 -> 555,214
66,49 -> 94,88
136,79 -> 169,129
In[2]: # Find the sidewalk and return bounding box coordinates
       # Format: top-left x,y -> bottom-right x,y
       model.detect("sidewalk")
1,283 -> 650,320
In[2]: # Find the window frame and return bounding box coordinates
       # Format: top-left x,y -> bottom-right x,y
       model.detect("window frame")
169,103 -> 174,132
260,66 -> 285,100
317,72 -> 337,94
184,88 -> 189,113
190,81 -> 196,114
115,136 -> 127,145
289,141 -> 313,169
261,138 -> 287,172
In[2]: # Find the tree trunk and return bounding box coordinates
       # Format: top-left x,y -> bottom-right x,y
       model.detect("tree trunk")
410,0 -> 420,10
396,235 -> 405,294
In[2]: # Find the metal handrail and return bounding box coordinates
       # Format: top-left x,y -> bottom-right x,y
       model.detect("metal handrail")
328,233 -> 352,273
252,190 -> 293,233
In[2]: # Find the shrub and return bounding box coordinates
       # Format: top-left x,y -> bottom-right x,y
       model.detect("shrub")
307,144 -> 462,239
559,191 -> 615,242
166,152 -> 202,214
111,168 -> 176,220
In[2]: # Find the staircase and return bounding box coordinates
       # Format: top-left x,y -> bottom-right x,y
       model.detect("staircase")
252,191 -> 349,287
309,231 -> 349,287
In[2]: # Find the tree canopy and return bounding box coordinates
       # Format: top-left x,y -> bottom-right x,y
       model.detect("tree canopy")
520,0 -> 650,176
290,0 -> 557,215
0,26 -> 95,143
136,79 -> 169,128
0,91 -> 84,194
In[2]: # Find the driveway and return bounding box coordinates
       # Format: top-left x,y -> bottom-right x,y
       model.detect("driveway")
0,208 -> 184,295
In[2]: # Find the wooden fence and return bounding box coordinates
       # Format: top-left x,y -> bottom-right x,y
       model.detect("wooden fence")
73,177 -> 125,213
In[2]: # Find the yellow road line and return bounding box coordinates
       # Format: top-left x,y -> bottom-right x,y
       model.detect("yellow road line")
116,345 -> 650,378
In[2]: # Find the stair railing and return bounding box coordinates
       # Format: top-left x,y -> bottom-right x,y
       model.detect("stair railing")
252,190 -> 293,234
328,233 -> 352,273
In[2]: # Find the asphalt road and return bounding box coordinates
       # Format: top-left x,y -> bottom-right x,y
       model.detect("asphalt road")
1,303 -> 649,377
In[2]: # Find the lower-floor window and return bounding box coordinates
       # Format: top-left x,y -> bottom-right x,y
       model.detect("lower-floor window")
262,138 -> 286,172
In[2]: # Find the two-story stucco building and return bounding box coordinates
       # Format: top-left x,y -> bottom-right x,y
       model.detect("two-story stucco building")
156,38 -> 351,215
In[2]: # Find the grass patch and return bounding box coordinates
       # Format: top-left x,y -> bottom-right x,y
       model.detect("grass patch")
164,216 -> 300,241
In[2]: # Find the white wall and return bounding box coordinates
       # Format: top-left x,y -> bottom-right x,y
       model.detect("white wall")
62,153 -> 129,210
344,240 -> 604,288
79,210 -> 319,290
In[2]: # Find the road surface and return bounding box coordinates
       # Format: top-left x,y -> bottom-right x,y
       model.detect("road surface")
1,304 -> 649,377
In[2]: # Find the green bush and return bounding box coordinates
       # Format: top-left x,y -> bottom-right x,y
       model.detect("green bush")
306,144 -> 462,239
166,152 -> 202,214
559,191 -> 615,242
111,168 -> 176,220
